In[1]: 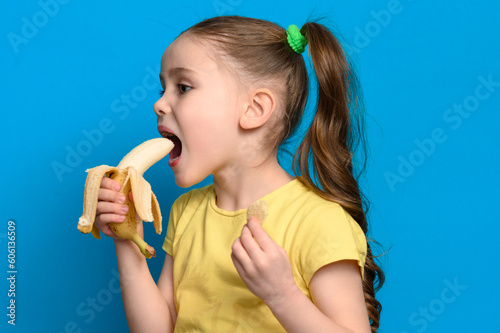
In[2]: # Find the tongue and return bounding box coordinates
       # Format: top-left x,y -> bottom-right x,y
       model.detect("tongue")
170,136 -> 182,159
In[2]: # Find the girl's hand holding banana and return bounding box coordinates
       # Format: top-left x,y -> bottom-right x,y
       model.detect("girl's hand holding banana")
77,138 -> 174,259
94,177 -> 134,240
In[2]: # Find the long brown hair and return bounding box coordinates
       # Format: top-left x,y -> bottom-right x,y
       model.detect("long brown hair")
182,16 -> 384,331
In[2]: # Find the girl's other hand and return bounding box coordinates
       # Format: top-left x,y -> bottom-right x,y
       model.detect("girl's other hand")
94,177 -> 130,240
231,217 -> 299,308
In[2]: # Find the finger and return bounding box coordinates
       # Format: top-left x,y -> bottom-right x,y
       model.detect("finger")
95,212 -> 126,225
231,237 -> 252,268
99,224 -> 123,239
231,246 -> 255,278
99,188 -> 126,203
97,201 -> 129,215
231,252 -> 245,277
101,177 -> 121,191
239,224 -> 263,259
94,212 -> 126,239
246,217 -> 276,252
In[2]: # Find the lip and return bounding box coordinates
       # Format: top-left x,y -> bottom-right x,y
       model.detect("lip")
158,125 -> 175,137
168,154 -> 181,167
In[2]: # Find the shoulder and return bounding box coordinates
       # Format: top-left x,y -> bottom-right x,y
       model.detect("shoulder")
291,184 -> 366,248
169,184 -> 214,226
282,180 -> 367,279
283,179 -> 350,220
172,184 -> 214,210
292,195 -> 364,243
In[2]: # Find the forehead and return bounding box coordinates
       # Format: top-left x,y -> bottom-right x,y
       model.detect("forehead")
160,36 -> 219,76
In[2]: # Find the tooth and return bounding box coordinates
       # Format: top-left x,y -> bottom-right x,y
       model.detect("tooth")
77,138 -> 174,258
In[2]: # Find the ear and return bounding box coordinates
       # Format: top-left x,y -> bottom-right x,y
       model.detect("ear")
239,89 -> 276,130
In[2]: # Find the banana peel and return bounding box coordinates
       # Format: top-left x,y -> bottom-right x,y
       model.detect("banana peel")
77,138 -> 174,258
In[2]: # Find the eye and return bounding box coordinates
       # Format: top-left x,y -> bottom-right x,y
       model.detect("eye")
158,89 -> 165,97
178,84 -> 192,94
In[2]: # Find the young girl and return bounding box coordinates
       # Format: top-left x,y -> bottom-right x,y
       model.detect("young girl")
95,15 -> 384,333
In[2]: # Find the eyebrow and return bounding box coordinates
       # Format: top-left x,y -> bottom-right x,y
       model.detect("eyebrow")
159,67 -> 196,82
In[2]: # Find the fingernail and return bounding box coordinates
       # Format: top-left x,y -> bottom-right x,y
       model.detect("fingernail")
117,215 -> 126,222
114,183 -> 121,191
121,205 -> 129,213
118,194 -> 126,203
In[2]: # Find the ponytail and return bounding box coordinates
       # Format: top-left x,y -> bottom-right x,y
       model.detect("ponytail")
294,22 -> 385,332
183,16 -> 385,332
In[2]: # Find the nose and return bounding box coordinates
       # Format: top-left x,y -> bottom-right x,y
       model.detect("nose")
153,96 -> 172,117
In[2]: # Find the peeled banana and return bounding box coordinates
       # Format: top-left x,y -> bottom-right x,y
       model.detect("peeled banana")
77,138 -> 174,258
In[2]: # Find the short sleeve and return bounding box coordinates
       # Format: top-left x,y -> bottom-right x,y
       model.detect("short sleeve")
297,205 -> 367,285
162,193 -> 190,256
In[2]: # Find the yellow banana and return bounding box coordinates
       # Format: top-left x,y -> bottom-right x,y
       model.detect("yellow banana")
77,138 -> 174,258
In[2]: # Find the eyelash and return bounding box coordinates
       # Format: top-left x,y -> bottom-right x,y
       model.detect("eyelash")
158,84 -> 192,97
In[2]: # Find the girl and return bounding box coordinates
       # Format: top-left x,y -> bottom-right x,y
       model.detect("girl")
95,16 -> 384,333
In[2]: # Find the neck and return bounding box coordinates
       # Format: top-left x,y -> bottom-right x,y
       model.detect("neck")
213,152 -> 293,212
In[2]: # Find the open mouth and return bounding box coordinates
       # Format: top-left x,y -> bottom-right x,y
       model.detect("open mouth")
161,132 -> 182,164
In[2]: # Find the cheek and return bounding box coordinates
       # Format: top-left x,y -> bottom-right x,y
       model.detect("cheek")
181,91 -> 241,150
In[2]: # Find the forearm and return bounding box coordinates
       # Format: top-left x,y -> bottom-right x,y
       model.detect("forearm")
114,230 -> 173,333
268,287 -> 352,333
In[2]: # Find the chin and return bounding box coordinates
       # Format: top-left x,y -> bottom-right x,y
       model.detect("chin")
173,176 -> 192,188
173,172 -> 207,189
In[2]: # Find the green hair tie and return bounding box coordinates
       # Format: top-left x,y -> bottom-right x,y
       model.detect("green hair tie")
286,24 -> 308,54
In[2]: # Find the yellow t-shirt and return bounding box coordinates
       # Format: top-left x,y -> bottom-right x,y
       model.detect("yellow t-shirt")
163,179 -> 367,332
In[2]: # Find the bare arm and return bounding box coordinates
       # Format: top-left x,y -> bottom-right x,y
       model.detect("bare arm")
157,253 -> 177,325
268,260 -> 370,333
232,218 -> 370,333
114,233 -> 174,333
96,177 -> 174,333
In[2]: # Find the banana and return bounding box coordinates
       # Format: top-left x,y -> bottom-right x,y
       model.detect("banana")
77,138 -> 174,258
247,200 -> 268,224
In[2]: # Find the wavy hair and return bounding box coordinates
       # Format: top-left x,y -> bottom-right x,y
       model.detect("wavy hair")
182,16 -> 385,331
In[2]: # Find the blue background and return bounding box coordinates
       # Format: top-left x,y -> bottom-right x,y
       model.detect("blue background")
1,0 -> 498,332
